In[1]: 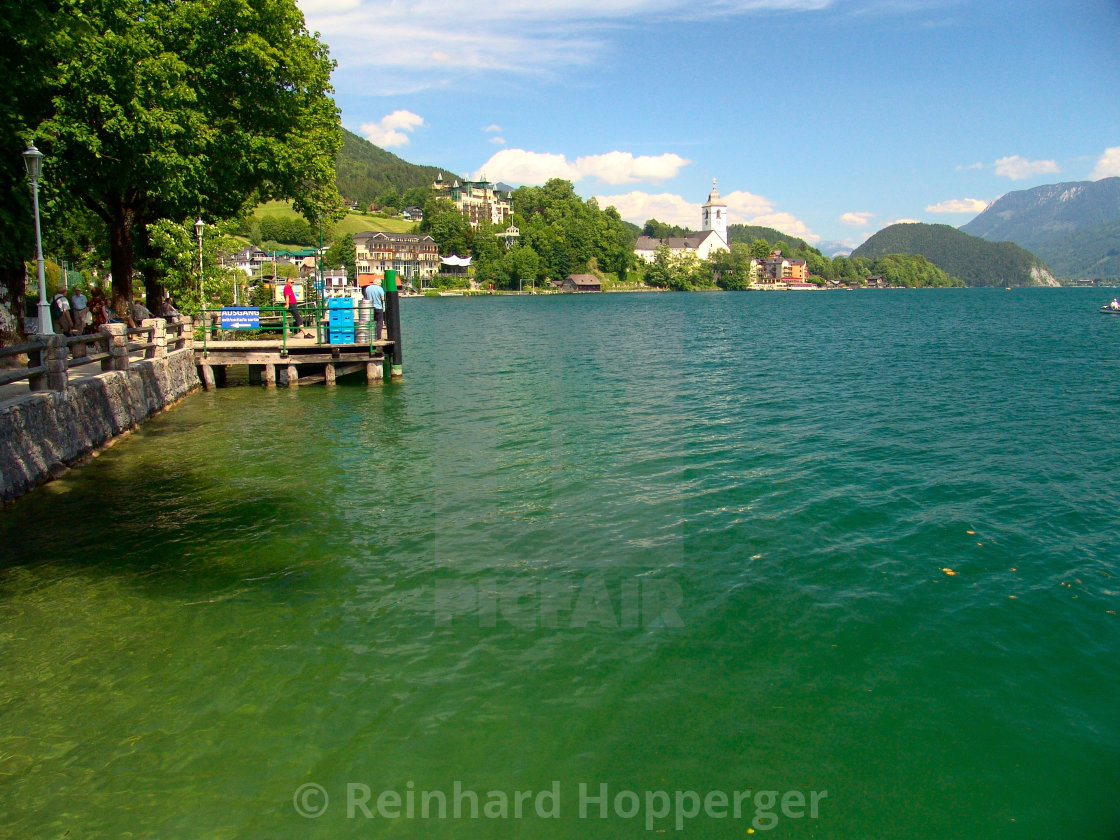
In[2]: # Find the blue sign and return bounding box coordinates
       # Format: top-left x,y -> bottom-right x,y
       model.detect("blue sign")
221,307 -> 260,329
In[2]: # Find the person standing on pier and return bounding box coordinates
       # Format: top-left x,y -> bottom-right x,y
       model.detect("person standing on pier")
282,278 -> 311,338
364,276 -> 385,341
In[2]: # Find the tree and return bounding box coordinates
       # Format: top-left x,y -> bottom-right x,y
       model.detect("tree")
0,0 -> 65,343
34,0 -> 342,320
323,234 -> 356,280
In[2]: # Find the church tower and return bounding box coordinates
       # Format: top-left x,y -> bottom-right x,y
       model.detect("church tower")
701,179 -> 728,247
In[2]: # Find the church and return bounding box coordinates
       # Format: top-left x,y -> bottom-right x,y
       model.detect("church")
633,180 -> 729,264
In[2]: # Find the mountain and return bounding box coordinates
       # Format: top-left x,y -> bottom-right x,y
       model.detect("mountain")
852,223 -> 1059,287
960,177 -> 1120,279
727,224 -> 814,252
817,240 -> 853,258
335,128 -> 460,206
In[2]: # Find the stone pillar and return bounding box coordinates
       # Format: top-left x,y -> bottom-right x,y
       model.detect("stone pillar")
45,334 -> 69,392
263,363 -> 276,388
179,316 -> 195,351
366,359 -> 383,383
28,343 -> 47,391
286,364 -> 299,387
324,363 -> 336,386
102,323 -> 129,371
199,363 -> 216,390
144,318 -> 166,358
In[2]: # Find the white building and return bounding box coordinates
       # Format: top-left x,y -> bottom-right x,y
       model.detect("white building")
633,180 -> 729,264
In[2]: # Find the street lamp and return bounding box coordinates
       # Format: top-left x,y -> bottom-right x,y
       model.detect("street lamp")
194,217 -> 205,310
22,144 -> 52,335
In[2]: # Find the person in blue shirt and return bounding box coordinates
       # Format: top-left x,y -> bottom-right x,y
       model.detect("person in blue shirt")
364,277 -> 385,341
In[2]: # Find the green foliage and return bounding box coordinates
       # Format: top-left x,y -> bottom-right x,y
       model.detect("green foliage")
710,244 -> 756,290
258,215 -> 315,247
34,0 -> 343,314
728,224 -> 814,252
1031,219 -> 1120,281
870,254 -> 963,287
511,180 -> 635,284
643,219 -> 692,239
335,128 -> 453,206
146,217 -> 244,314
323,233 -> 356,279
852,223 -> 1052,287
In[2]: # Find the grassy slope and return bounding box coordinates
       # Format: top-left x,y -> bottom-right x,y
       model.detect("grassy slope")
251,200 -> 417,241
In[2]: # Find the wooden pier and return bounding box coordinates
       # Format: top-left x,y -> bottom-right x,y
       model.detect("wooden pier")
193,336 -> 394,389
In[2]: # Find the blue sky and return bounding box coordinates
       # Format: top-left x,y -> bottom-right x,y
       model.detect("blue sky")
298,0 -> 1120,250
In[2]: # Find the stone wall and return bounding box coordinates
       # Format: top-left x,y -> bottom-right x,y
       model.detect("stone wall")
0,348 -> 200,503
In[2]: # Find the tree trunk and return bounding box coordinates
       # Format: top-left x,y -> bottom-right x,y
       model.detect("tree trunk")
137,223 -> 165,310
108,203 -> 135,325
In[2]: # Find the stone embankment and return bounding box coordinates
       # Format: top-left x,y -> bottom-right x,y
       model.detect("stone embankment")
0,319 -> 200,503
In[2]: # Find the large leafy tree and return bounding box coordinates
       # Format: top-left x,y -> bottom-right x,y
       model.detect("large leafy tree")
34,0 -> 342,318
0,1 -> 64,343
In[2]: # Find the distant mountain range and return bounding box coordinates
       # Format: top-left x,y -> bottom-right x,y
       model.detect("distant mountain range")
852,223 -> 1059,287
960,177 -> 1120,280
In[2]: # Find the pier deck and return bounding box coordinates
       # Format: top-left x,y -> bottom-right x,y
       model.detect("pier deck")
193,338 -> 394,388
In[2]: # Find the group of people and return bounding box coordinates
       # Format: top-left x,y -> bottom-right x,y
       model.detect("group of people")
48,286 -> 182,335
280,276 -> 385,341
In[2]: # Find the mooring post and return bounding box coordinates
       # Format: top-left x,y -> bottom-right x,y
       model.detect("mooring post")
324,362 -> 336,386
384,268 -> 403,379
102,323 -> 129,371
44,334 -> 69,392
366,359 -> 383,383
144,318 -> 166,359
263,363 -> 276,388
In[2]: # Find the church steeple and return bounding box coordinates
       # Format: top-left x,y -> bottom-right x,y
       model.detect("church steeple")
701,178 -> 728,246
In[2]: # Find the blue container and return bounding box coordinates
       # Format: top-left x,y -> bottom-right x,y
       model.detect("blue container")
330,328 -> 355,345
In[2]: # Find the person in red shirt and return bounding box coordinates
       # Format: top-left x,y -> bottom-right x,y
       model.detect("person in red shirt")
282,279 -> 311,338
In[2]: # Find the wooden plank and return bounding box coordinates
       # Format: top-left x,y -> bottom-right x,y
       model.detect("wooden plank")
0,366 -> 45,387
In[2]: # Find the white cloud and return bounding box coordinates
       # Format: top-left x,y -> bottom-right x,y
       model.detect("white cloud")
574,152 -> 690,185
490,136 -> 506,145
840,211 -> 874,226
593,192 -> 700,228
472,149 -> 583,184
890,218 -> 922,225
483,124 -> 502,133
594,188 -> 817,242
722,189 -> 774,219
472,148 -> 689,185
1090,146 -> 1120,180
994,155 -> 1060,180
359,110 -> 425,147
298,0 -> 839,94
925,197 -> 989,214
955,162 -> 983,171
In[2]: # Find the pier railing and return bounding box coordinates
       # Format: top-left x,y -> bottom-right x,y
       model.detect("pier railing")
0,316 -> 193,395
198,301 -> 386,354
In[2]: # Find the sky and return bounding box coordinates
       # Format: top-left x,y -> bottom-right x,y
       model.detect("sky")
297,0 -> 1120,252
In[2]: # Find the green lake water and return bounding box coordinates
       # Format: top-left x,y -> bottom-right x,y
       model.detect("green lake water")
1,288 -> 1119,838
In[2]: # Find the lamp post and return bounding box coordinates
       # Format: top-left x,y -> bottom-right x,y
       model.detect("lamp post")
194,217 -> 205,310
22,145 -> 52,335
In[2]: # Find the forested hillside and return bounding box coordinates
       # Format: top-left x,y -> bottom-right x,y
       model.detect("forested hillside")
853,223 -> 1058,287
335,128 -> 458,206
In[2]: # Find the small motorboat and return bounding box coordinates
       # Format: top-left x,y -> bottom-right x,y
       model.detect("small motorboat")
1099,301 -> 1120,314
